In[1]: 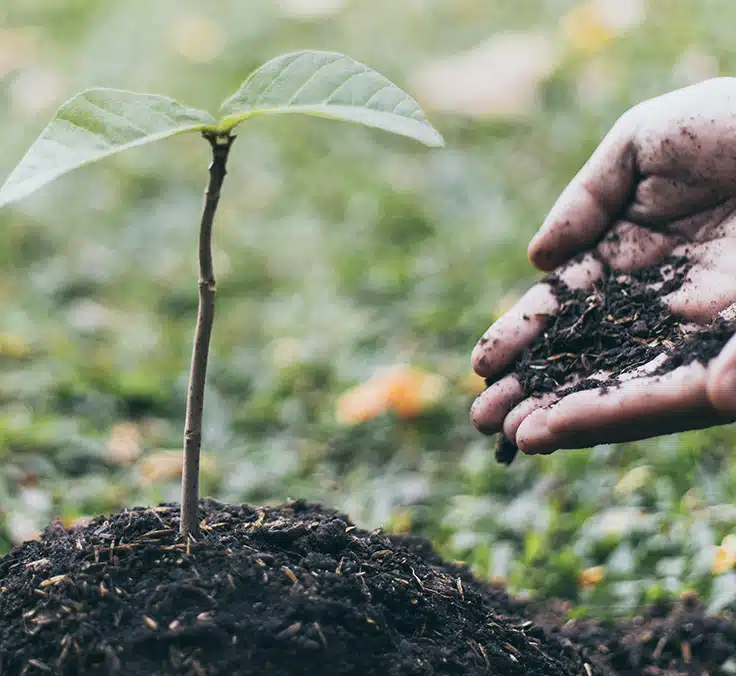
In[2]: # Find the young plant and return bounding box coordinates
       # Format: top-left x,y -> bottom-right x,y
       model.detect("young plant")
0,50 -> 443,538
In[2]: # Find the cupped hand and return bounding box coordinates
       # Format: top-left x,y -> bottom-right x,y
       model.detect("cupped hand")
471,78 -> 736,455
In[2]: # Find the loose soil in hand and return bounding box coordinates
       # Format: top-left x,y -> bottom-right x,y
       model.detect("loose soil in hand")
1,501 -> 734,675
490,256 -> 736,465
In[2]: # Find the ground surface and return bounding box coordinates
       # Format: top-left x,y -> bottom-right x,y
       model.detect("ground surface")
1,501 -> 734,676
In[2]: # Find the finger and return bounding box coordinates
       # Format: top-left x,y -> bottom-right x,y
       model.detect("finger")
502,390 -> 560,444
625,175 -> 728,226
663,264 -> 736,322
472,254 -> 604,379
528,111 -> 638,271
516,362 -> 733,454
517,403 -> 730,455
707,307 -> 736,412
503,367 -> 612,444
470,374 -> 523,435
471,283 -> 556,379
660,239 -> 736,321
597,221 -> 675,271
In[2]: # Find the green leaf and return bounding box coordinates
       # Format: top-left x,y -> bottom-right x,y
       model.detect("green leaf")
0,89 -> 216,207
218,50 -> 443,148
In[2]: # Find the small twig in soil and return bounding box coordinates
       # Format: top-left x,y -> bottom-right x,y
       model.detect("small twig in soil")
180,132 -> 235,539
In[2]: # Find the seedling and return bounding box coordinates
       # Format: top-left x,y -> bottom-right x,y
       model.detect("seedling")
0,51 -> 443,538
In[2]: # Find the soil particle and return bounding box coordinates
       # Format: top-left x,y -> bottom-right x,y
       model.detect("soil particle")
495,431 -> 521,466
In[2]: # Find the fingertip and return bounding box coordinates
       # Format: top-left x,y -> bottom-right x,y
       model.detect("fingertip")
707,368 -> 736,413
471,338 -> 494,377
470,397 -> 501,436
528,235 -> 563,272
515,408 -> 559,455
473,282 -> 559,380
503,391 -> 560,444
470,376 -> 523,435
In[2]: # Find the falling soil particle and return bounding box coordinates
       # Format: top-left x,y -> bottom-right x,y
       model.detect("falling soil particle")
0,500 -> 734,675
487,255 -> 736,464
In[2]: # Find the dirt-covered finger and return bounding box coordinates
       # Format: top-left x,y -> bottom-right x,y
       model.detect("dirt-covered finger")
470,375 -> 523,435
472,254 -> 603,379
528,112 -> 638,271
517,404 -> 731,454
707,315 -> 736,412
471,284 -> 557,379
515,362 -> 725,454
502,390 -> 561,444
597,221 -> 674,271
662,266 -> 736,322
662,241 -> 736,321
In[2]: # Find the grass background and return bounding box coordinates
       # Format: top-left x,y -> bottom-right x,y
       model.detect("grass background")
2,0 -> 736,619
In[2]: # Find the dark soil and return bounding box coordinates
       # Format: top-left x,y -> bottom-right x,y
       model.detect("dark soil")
1,501 -> 734,676
534,595 -> 736,676
0,500 -> 585,676
489,256 -> 736,465
509,255 -> 734,399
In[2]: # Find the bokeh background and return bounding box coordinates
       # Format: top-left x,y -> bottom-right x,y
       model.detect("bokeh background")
3,0 -> 736,619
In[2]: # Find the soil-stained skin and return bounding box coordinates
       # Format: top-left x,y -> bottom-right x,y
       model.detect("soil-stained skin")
474,79 -> 736,451
504,255 -> 723,400
489,255 -> 734,438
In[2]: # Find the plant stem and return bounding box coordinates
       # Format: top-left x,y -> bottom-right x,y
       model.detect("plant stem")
180,131 -> 235,538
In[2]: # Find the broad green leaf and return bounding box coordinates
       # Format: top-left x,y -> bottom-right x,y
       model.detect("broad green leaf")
218,50 -> 444,148
0,89 -> 216,207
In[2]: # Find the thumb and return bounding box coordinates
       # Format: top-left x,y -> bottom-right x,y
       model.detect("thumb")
528,109 -> 639,272
707,307 -> 736,412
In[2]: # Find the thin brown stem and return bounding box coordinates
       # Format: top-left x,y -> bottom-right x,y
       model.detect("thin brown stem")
180,131 -> 235,538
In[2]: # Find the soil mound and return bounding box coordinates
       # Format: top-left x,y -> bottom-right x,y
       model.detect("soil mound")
0,500 -> 734,675
0,500 -> 584,676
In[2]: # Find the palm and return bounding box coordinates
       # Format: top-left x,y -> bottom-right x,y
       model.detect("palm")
471,78 -> 736,455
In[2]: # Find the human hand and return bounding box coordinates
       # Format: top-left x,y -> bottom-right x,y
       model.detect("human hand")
471,78 -> 736,456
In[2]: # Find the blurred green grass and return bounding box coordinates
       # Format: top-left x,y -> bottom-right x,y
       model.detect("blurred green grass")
2,0 -> 736,617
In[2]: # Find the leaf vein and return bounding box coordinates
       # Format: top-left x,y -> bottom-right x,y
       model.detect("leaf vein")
361,84 -> 394,109
322,69 -> 373,105
82,98 -> 149,137
254,52 -> 319,107
285,56 -> 352,105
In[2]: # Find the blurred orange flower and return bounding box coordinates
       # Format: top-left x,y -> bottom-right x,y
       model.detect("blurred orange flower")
579,565 -> 606,588
461,372 -> 487,396
105,422 -> 142,467
336,365 -> 446,424
137,450 -> 216,486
